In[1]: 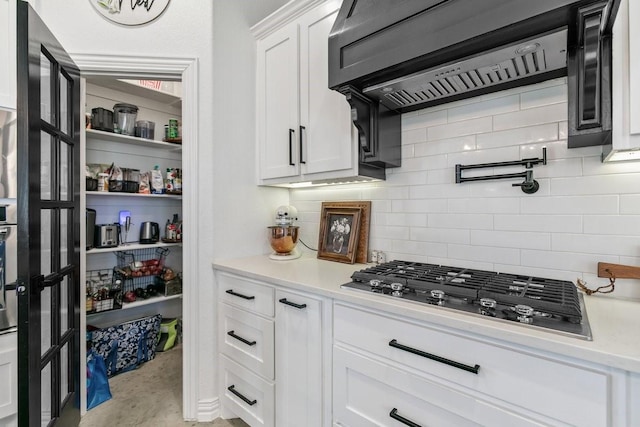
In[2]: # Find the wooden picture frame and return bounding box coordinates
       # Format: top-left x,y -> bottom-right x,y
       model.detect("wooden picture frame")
319,201 -> 371,263
317,207 -> 362,264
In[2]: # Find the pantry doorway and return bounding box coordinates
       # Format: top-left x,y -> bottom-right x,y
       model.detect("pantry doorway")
73,54 -> 199,420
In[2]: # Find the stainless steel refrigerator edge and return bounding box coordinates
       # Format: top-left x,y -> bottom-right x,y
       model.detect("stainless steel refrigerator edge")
0,108 -> 17,334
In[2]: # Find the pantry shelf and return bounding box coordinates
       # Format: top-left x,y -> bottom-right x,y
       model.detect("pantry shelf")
86,129 -> 182,151
86,242 -> 182,254
85,191 -> 182,200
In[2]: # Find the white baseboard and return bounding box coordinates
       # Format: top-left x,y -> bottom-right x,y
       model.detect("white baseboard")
197,397 -> 220,422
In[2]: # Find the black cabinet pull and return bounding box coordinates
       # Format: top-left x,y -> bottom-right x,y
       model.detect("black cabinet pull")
390,408 -> 422,427
389,339 -> 479,374
299,125 -> 306,164
279,298 -> 306,309
225,289 -> 255,300
289,128 -> 295,166
227,385 -> 257,406
227,330 -> 256,346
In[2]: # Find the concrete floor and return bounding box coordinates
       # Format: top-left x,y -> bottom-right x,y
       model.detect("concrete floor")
80,344 -> 248,427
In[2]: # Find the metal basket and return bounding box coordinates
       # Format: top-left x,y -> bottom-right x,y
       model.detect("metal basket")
114,247 -> 171,300
86,269 -> 123,314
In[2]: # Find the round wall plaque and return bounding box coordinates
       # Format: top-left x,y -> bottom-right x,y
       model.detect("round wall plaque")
90,0 -> 171,26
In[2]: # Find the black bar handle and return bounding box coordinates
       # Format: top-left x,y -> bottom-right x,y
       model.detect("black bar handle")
227,385 -> 257,406
299,125 -> 306,164
389,339 -> 480,374
225,289 -> 255,300
289,128 -> 295,166
390,408 -> 422,427
227,330 -> 256,346
279,298 -> 306,309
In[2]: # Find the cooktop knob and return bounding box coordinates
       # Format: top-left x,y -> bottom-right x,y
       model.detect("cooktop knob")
514,304 -> 534,324
430,289 -> 446,306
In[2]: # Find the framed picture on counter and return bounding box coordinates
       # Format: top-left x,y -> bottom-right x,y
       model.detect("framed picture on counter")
318,206 -> 362,264
318,201 -> 371,263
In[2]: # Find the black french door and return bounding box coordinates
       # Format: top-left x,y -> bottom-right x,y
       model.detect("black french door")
16,2 -> 81,426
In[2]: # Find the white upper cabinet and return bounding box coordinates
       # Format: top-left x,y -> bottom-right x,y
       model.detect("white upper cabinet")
0,0 -> 16,110
611,0 -> 640,155
255,0 -> 357,185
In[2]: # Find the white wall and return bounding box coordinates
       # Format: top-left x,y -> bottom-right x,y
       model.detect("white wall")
291,77 -> 640,301
30,0 -> 288,421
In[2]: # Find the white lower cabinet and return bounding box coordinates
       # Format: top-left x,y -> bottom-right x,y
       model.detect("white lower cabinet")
216,271 -> 328,427
0,332 -> 17,426
220,355 -> 275,427
275,289 -> 324,427
333,346 -> 543,427
333,303 -> 618,427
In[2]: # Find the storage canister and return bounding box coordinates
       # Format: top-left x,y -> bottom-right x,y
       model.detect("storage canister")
113,103 -> 138,135
135,120 -> 155,140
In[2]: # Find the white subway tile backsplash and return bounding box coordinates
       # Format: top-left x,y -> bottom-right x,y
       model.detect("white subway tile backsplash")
447,94 -> 519,123
494,214 -> 583,233
620,195 -> 640,214
414,135 -> 476,157
520,249 -> 619,273
551,174 -> 640,195
392,199 -> 448,213
476,123 -> 558,150
375,212 -> 427,227
373,226 -> 410,240
385,170 -> 429,186
552,233 -> 640,256
402,109 -> 447,130
402,128 -> 427,144
287,80 -> 640,298
582,154 -> 640,176
411,183 -> 470,199
520,84 -> 567,109
470,230 -> 550,250
537,158 -> 583,178
448,197 -> 520,214
391,239 -> 448,257
428,213 -> 493,230
448,244 -> 520,265
493,103 -> 567,131
521,195 -> 619,214
583,215 -> 640,235
411,227 -> 471,245
428,117 -> 492,141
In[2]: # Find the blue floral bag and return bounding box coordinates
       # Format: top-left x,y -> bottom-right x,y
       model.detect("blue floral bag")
86,349 -> 112,410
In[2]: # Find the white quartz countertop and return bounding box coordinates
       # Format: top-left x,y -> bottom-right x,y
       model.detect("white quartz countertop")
213,253 -> 640,374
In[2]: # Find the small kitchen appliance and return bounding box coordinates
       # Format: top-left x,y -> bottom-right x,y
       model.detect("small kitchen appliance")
86,208 -> 96,249
139,221 -> 160,244
113,103 -> 138,135
267,205 -> 300,260
94,224 -> 120,248
342,260 -> 592,340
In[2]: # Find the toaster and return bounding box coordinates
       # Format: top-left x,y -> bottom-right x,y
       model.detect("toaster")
94,224 -> 120,248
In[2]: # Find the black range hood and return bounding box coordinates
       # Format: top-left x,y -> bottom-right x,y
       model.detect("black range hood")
329,0 -> 620,166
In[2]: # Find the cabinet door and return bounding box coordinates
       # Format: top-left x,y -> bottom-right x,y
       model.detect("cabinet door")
333,345 -> 545,427
628,0 -> 640,135
0,333 -> 17,421
257,23 -> 300,181
275,289 -> 323,427
0,0 -> 16,109
299,0 -> 354,176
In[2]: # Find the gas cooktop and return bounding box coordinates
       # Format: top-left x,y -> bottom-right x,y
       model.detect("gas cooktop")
341,260 -> 592,340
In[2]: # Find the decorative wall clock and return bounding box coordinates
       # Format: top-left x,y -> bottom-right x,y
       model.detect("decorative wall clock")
90,0 -> 171,26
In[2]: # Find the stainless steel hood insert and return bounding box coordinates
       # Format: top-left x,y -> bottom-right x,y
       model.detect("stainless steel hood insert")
365,30 -> 567,109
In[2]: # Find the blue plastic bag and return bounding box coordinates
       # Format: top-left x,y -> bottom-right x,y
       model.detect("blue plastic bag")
86,349 -> 112,410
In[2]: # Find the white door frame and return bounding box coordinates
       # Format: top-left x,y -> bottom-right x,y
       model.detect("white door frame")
73,53 -> 199,420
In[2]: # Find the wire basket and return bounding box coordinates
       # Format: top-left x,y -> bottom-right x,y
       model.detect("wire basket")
86,269 -> 123,314
114,247 -> 171,300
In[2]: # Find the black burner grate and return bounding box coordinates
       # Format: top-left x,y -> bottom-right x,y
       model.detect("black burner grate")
350,261 -> 582,322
